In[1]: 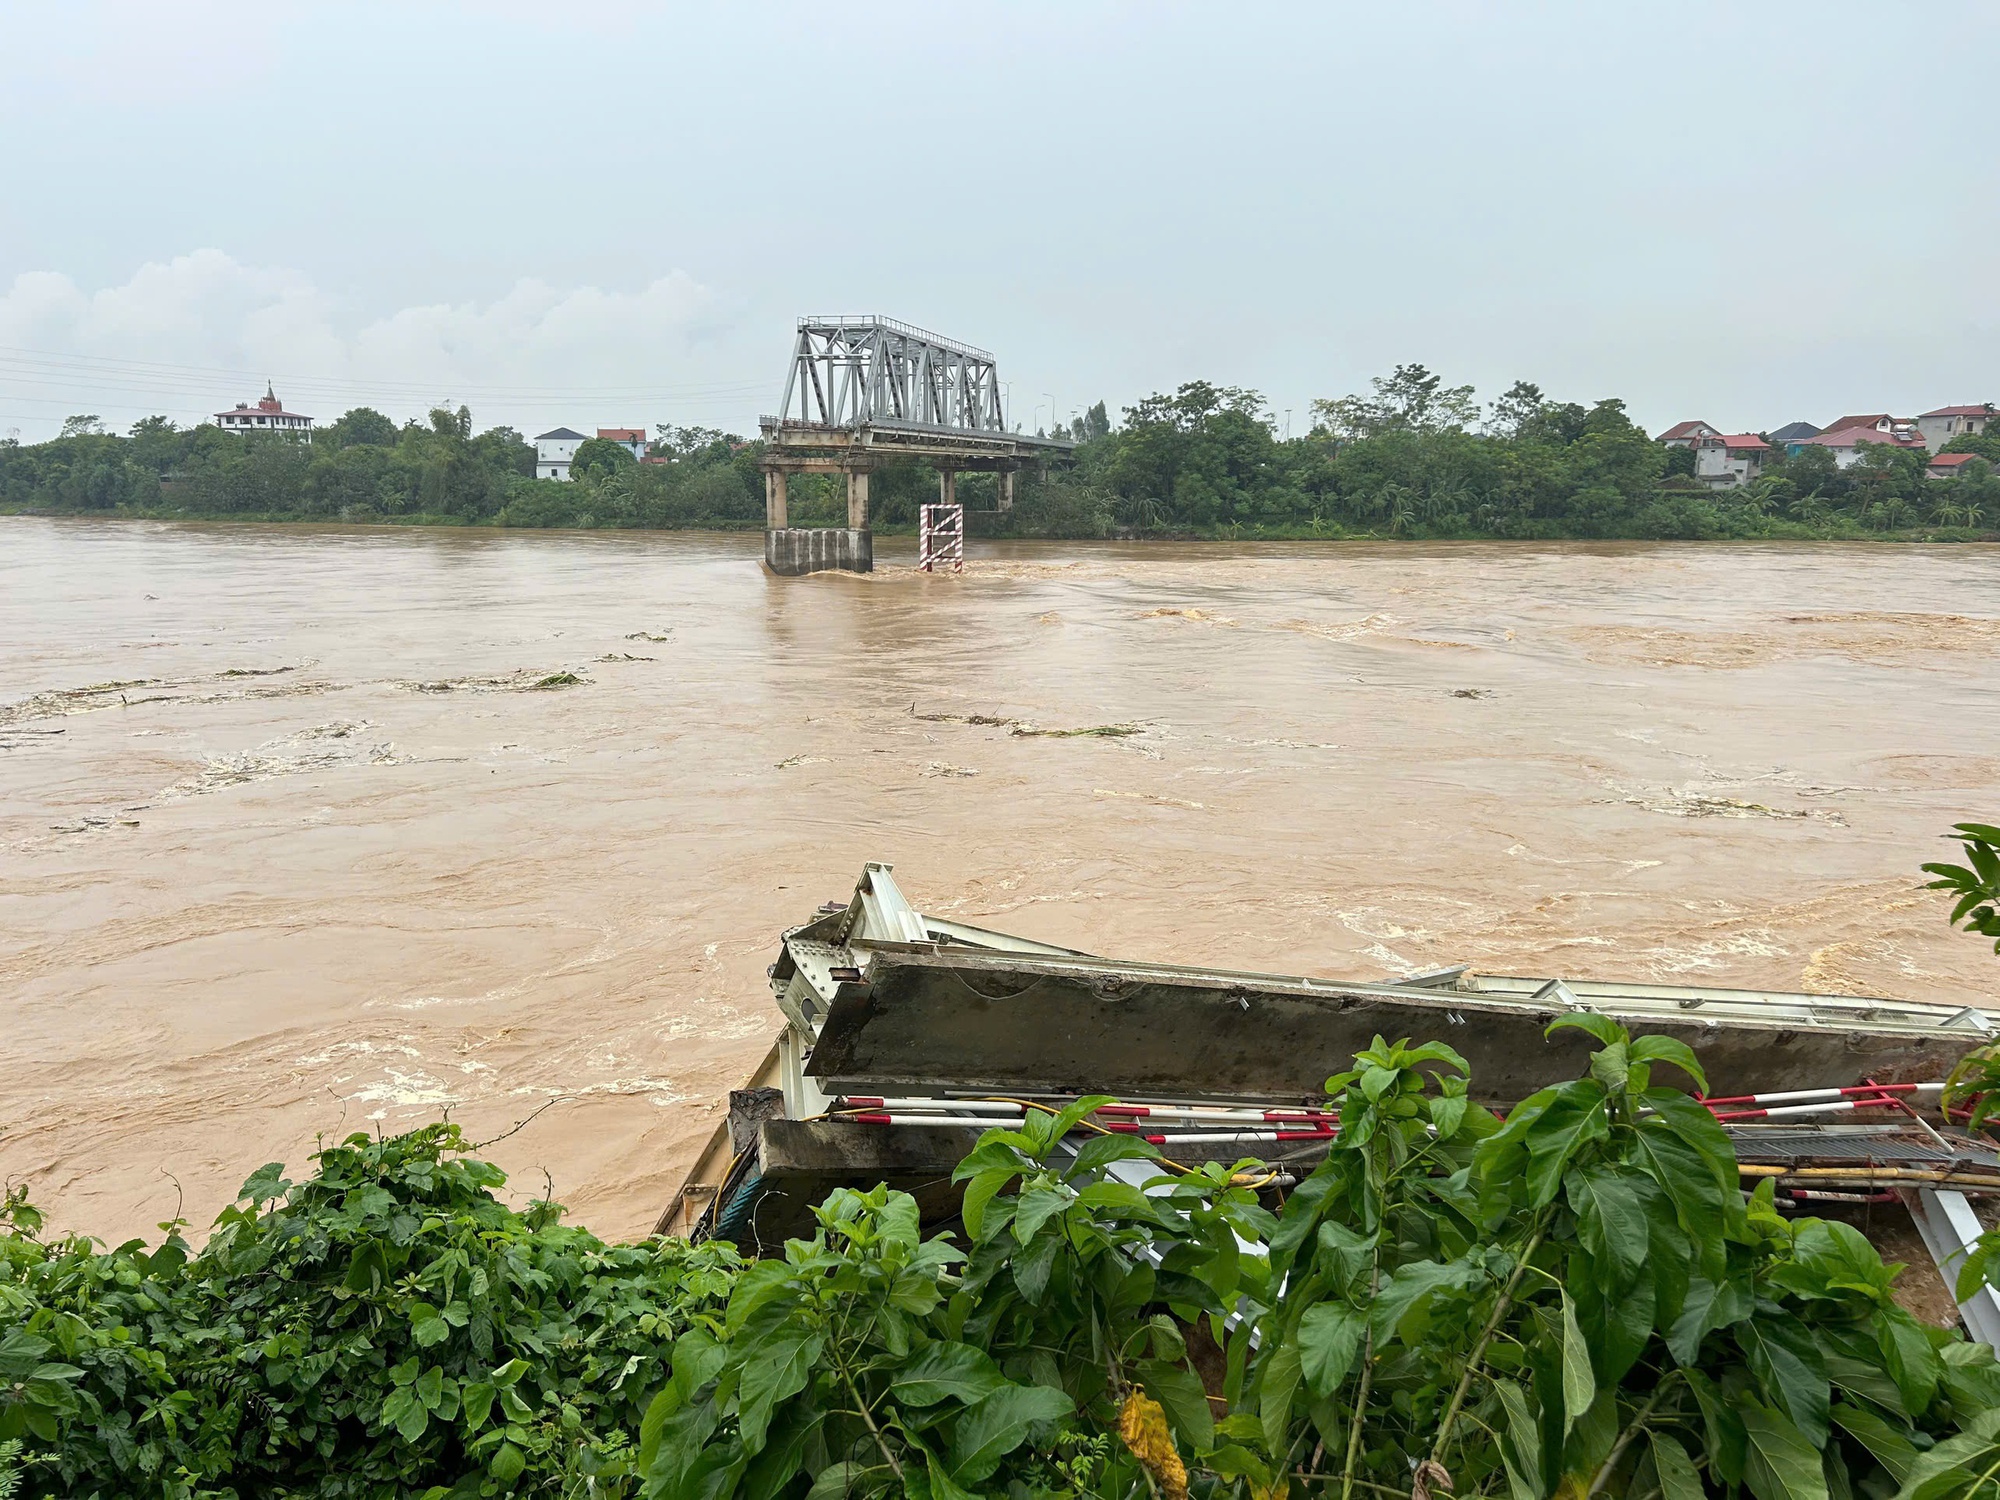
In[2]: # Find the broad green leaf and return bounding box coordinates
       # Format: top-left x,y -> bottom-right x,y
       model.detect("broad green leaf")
1493,1378 -> 1544,1500
951,1135 -> 1033,1181
1137,1359 -> 1214,1452
1314,1221 -> 1375,1291
1741,1404 -> 1830,1500
1649,1431 -> 1702,1500
1875,1305 -> 1943,1417
738,1330 -> 824,1453
462,1379 -> 495,1430
1628,1034 -> 1708,1095
891,1342 -> 1007,1407
1588,1041 -> 1631,1095
803,1462 -> 878,1500
726,1259 -> 798,1334
878,1191 -> 921,1249
1565,1167 -> 1649,1289
1831,1402 -> 1919,1483
490,1441 -> 526,1484
924,1447 -> 979,1500
1370,1257 -> 1480,1344
1740,1308 -> 1831,1446
1013,1183 -> 1071,1245
1545,1012 -> 1627,1048
385,1385 -> 429,1442
414,1363 -> 444,1412
1523,1085 -> 1610,1207
1297,1303 -> 1365,1396
1890,1406 -> 2000,1500
1012,1227 -> 1060,1304
947,1383 -> 1073,1484
1560,1291 -> 1595,1437
1066,1133 -> 1163,1177
1580,1270 -> 1655,1386
1629,1119 -> 1731,1275
1259,1333 -> 1303,1460
958,1168 -> 1013,1242
1687,1368 -> 1747,1484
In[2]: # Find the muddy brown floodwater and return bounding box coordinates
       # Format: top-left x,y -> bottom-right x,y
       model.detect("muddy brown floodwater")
2,517 -> 1996,1243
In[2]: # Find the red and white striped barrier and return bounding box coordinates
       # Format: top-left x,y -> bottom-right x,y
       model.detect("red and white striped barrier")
1701,1081 -> 1944,1123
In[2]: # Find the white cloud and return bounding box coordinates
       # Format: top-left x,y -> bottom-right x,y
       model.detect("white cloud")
0,250 -> 754,441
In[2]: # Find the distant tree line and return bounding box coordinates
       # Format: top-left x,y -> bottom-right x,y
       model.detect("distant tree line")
1003,368 -> 2000,540
4,367 -> 1996,541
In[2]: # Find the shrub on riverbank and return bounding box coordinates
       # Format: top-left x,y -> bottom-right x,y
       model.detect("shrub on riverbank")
7,1018 -> 2000,1498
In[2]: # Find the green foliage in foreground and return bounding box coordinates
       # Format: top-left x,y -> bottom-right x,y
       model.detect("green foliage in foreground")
0,1126 -> 740,1498
9,1021 -> 2000,1499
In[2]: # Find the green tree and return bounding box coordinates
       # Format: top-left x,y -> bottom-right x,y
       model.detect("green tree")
1313,363 -> 1479,440
321,407 -> 400,449
571,437 -> 639,482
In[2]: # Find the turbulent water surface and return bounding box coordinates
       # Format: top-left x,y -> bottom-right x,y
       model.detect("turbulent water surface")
2,517 -> 1995,1241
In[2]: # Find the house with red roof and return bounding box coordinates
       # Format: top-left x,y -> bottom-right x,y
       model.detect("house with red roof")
1692,432 -> 1770,488
598,427 -> 648,461
214,383 -> 313,436
1799,423 -> 1928,469
1917,404 -> 1995,454
1926,452 -> 1989,480
1656,420 -> 1720,448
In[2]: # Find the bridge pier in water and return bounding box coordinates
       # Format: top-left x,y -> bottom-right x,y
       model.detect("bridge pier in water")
756,316 -> 1073,576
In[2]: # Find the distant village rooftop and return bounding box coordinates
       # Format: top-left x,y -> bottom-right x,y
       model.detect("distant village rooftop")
215,384 -> 313,434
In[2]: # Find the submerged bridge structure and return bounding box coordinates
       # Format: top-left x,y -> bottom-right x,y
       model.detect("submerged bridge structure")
759,317 -> 1073,575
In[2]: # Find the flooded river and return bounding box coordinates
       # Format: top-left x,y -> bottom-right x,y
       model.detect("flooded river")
3,517 -> 1996,1242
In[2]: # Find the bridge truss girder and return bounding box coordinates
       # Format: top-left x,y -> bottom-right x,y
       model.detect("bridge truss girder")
778,317 -> 1006,434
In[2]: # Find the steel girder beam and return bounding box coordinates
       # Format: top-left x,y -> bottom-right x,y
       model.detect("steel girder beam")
778,317 -> 1007,436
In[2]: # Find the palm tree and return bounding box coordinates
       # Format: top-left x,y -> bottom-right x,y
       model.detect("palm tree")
1869,497 -> 1916,531
1930,495 -> 1973,528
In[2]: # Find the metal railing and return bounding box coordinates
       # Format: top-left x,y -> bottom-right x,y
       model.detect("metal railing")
796,315 -> 995,363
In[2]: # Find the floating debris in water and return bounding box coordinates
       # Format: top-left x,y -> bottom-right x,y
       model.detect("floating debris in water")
625,630 -> 673,642
920,761 -> 979,778
1625,789 -> 1846,825
1136,607 -> 1238,626
528,672 -> 583,690
911,705 -> 1145,739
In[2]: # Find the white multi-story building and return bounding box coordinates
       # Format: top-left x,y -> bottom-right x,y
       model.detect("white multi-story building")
215,384 -> 313,436
1917,404 -> 1996,453
534,427 -> 587,481
1693,433 -> 1770,488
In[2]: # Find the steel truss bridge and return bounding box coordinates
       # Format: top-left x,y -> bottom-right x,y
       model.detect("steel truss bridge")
758,316 -> 1072,576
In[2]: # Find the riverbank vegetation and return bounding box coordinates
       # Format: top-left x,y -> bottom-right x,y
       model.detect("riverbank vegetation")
5,369 -> 1996,543
7,1025 -> 2000,1496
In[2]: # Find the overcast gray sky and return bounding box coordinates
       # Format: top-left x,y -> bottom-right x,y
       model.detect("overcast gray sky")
2,0 -> 1994,444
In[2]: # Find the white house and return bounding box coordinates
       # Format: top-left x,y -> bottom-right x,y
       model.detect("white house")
1798,424 -> 1928,469
598,427 -> 648,461
1693,433 -> 1770,488
215,384 -> 313,436
1917,404 -> 1996,453
534,427 -> 587,481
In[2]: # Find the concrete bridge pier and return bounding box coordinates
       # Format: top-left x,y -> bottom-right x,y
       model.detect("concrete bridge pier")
763,459 -> 874,576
